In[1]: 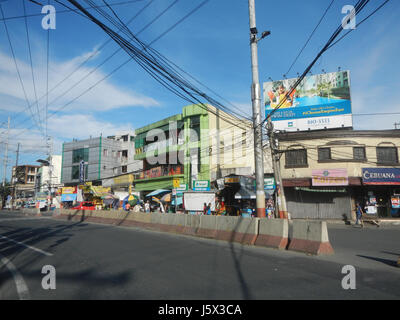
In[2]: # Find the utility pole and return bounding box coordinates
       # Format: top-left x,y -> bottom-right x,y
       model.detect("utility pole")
47,136 -> 53,211
248,0 -> 266,218
2,117 -> 10,188
267,121 -> 288,218
2,117 -> 10,209
11,142 -> 20,209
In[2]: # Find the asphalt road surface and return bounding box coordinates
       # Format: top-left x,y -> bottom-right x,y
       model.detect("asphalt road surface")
0,210 -> 399,300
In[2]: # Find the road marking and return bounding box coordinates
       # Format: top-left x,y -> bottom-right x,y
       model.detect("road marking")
0,253 -> 31,300
0,235 -> 53,256
0,217 -> 42,222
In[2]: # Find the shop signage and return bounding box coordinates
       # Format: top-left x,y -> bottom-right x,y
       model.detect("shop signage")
391,196 -> 400,209
312,169 -> 348,186
264,177 -> 276,190
62,187 -> 76,194
173,178 -> 180,188
177,184 -> 188,192
113,174 -> 133,186
362,168 -> 400,185
224,177 -> 239,183
193,180 -> 210,191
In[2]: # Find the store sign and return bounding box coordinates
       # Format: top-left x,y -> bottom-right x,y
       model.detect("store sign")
312,169 -> 348,186
362,168 -> 400,185
62,187 -> 76,194
173,178 -> 180,188
391,197 -> 400,209
264,178 -> 276,190
193,180 -> 210,191
61,194 -> 77,202
224,177 -> 239,183
113,174 -> 133,186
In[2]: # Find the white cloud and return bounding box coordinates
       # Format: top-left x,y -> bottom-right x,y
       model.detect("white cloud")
0,47 -> 160,120
47,114 -> 134,140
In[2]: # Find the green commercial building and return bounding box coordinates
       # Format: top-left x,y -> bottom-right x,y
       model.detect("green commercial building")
134,104 -> 253,192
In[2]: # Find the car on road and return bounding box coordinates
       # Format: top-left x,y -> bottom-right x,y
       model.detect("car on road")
72,201 -> 96,210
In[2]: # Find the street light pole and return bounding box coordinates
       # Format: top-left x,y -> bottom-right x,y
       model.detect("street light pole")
248,0 -> 266,217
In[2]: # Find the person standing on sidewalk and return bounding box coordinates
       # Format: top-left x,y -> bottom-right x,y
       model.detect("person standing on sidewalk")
355,202 -> 364,228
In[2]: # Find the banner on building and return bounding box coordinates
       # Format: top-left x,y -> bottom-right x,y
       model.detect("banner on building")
263,71 -> 352,131
192,180 -> 210,191
312,169 -> 348,186
362,168 -> 400,185
62,187 -> 77,194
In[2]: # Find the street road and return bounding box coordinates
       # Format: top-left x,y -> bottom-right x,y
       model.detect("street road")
0,210 -> 399,299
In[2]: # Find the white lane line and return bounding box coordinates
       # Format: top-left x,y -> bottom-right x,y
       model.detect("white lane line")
0,253 -> 31,300
0,235 -> 53,256
0,217 -> 42,222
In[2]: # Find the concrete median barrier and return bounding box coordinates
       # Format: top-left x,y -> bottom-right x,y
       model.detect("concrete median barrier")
183,214 -> 200,236
167,213 -> 186,234
197,215 -> 218,239
288,220 -> 334,255
255,219 -> 289,250
216,216 -> 259,245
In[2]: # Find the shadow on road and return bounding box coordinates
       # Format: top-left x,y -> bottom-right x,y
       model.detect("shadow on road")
357,255 -> 398,268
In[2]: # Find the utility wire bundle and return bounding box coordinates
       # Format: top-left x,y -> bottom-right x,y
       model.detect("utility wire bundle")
63,0 -> 252,129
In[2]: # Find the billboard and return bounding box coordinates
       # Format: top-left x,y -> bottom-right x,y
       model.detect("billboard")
263,71 -> 352,131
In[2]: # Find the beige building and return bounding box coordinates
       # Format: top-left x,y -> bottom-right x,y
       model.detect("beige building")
276,129 -> 400,220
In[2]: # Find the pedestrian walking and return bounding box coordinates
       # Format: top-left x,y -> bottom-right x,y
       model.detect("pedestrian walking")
203,202 -> 207,215
355,202 -> 364,228
145,200 -> 150,213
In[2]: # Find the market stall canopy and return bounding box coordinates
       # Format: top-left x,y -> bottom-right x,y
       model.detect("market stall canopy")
160,193 -> 171,202
146,189 -> 170,197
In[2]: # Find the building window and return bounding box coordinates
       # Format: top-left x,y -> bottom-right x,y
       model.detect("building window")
72,148 -> 89,163
285,149 -> 308,167
353,147 -> 366,160
72,166 -> 79,180
103,149 -> 108,157
122,135 -> 128,142
122,165 -> 127,173
318,148 -> 331,161
130,136 -> 135,142
190,116 -> 201,142
71,165 -> 88,180
376,147 -> 398,164
122,150 -> 128,158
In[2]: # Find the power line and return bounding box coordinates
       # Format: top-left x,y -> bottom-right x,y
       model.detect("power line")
284,0 -> 335,77
22,0 -> 43,131
327,0 -> 391,50
0,3 -> 44,135
0,0 -> 146,22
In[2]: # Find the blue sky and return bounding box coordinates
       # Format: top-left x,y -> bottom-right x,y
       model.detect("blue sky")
0,0 -> 399,180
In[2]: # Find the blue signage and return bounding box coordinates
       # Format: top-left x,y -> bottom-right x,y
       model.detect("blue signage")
362,168 -> 400,185
268,100 -> 352,121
